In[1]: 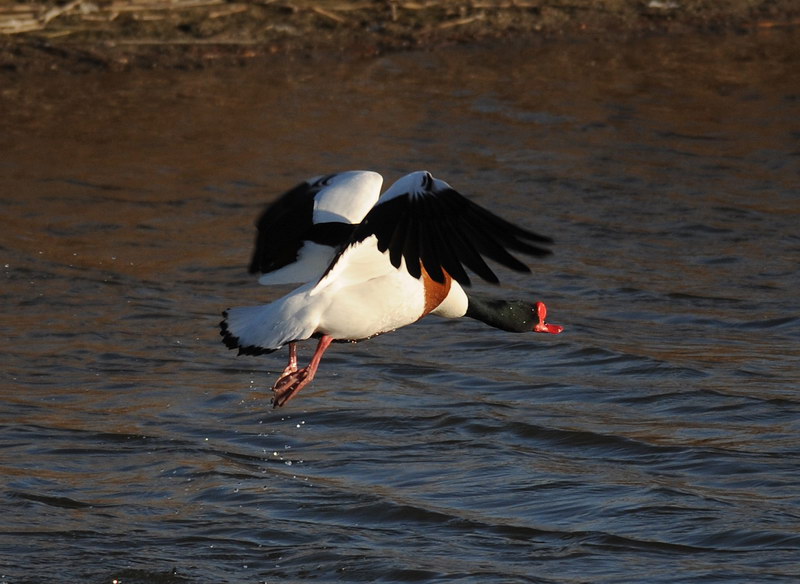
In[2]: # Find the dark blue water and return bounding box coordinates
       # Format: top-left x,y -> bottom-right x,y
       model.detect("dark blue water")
2,32 -> 799,583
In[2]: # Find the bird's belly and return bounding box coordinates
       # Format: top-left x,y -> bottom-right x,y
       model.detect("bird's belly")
318,272 -> 426,340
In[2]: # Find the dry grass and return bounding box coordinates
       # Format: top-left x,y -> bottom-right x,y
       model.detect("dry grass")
2,0 -> 797,39
1,0 -> 238,35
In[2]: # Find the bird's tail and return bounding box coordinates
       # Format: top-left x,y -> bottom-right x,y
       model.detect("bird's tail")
220,303 -> 307,356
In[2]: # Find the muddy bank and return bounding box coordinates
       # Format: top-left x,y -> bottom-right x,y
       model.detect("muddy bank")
1,0 -> 799,73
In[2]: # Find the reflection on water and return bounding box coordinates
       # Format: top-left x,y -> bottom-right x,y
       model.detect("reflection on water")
2,32 -> 799,583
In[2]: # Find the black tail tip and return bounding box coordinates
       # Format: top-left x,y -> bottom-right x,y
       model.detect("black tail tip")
219,315 -> 241,351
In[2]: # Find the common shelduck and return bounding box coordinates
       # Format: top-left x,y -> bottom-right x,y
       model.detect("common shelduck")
221,170 -> 563,408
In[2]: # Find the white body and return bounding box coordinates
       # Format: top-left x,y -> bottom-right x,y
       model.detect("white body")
226,233 -> 469,350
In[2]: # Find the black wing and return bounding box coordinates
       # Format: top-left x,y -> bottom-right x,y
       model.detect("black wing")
247,176 -> 353,275
352,182 -> 553,286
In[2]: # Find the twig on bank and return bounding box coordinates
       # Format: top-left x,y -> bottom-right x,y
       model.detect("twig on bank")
311,6 -> 348,23
437,13 -> 485,29
42,0 -> 85,25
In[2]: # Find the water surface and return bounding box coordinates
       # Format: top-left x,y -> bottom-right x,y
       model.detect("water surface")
1,32 -> 799,583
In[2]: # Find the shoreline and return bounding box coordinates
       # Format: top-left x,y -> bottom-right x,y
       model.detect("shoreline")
1,1 -> 799,73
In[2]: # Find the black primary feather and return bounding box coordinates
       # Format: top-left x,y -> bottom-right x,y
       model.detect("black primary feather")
350,183 -> 553,286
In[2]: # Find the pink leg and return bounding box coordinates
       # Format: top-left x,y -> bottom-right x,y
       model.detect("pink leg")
280,342 -> 299,377
533,302 -> 564,334
272,335 -> 334,408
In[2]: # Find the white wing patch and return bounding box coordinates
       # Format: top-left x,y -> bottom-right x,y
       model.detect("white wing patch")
377,170 -> 454,203
312,170 -> 383,224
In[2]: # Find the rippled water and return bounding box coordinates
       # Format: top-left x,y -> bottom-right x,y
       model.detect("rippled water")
2,32 -> 799,583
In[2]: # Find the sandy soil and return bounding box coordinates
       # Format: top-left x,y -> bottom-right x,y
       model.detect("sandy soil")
1,0 -> 799,73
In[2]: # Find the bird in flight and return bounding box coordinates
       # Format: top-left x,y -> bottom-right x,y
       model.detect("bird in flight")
221,170 -> 563,408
